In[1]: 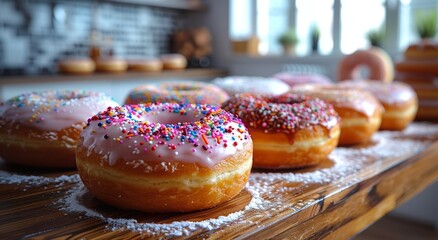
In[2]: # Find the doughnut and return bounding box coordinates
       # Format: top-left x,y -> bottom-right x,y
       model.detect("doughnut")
339,80 -> 418,130
221,93 -> 340,168
396,74 -> 438,99
124,81 -> 229,106
404,42 -> 438,60
290,84 -> 383,145
96,58 -> 128,73
212,76 -> 290,96
395,60 -> 438,75
416,99 -> 438,121
0,90 -> 118,168
127,58 -> 163,72
338,47 -> 394,83
160,54 -> 187,70
272,72 -> 332,87
76,103 -> 252,212
58,57 -> 95,74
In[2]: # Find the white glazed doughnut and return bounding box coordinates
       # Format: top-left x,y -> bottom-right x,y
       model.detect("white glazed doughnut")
212,76 -> 290,96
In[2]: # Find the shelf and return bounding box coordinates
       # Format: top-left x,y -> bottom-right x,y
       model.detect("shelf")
101,0 -> 206,11
1,122 -> 438,239
0,68 -> 227,85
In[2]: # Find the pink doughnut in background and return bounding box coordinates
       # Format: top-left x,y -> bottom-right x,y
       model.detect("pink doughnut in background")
272,72 -> 332,87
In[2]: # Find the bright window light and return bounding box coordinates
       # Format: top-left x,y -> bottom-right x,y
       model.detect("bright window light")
229,0 -> 253,40
296,0 -> 334,55
340,0 -> 386,54
256,0 -> 289,55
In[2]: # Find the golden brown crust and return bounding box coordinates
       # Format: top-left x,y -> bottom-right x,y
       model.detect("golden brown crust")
337,80 -> 418,131
290,85 -> 383,145
96,58 -> 128,73
396,61 -> 438,75
76,140 -> 253,212
416,100 -> 438,121
250,125 -> 340,168
0,121 -> 80,168
336,107 -> 382,145
379,98 -> 418,130
127,59 -> 163,72
161,54 -> 187,70
404,42 -> 438,60
58,58 -> 96,75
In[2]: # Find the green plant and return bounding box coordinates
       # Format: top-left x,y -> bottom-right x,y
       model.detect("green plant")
310,25 -> 320,52
311,25 -> 320,42
366,28 -> 385,47
278,29 -> 298,46
415,11 -> 437,39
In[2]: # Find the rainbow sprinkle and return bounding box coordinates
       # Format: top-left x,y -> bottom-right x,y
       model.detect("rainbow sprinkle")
83,103 -> 251,163
221,93 -> 340,133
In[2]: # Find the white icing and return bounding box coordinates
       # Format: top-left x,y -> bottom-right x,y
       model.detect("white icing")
212,76 -> 290,95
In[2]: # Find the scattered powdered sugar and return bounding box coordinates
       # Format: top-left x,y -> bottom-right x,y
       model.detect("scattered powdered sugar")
59,181 -> 270,237
252,129 -> 431,190
2,123 -> 436,237
400,122 -> 438,137
0,170 -> 80,187
57,125 -> 432,237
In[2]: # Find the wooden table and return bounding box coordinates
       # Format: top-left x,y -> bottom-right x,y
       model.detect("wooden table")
1,122 -> 438,239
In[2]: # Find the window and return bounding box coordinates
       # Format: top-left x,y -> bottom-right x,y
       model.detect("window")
256,0 -> 290,55
340,0 -> 386,54
296,0 -> 334,55
229,0 -> 437,56
399,0 -> 438,50
229,0 -> 253,40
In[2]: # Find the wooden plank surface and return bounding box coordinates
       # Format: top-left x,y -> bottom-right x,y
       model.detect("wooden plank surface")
1,122 -> 438,239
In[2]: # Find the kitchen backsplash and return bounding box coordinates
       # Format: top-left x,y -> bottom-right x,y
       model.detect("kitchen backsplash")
0,0 -> 185,75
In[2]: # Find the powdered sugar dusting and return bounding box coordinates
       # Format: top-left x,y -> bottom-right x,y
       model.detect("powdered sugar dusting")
57,123 -> 434,237
0,170 -> 80,187
59,181 -> 270,237
1,123 -> 437,238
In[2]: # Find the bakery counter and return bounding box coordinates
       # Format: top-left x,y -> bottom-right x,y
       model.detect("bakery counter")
0,69 -> 228,103
1,122 -> 438,239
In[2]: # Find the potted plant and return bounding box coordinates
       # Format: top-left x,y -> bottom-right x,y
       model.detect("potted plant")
366,27 -> 385,48
278,29 -> 298,55
415,11 -> 437,41
310,25 -> 320,53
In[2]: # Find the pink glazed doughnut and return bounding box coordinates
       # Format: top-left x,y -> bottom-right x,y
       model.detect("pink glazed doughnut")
0,90 -> 118,168
212,76 -> 290,96
272,72 -> 332,87
338,47 -> 394,83
76,103 -> 253,212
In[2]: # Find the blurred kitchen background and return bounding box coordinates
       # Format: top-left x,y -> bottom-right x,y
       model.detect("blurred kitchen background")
0,0 -> 437,238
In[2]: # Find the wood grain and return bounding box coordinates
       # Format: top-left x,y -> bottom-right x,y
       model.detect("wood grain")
1,123 -> 438,239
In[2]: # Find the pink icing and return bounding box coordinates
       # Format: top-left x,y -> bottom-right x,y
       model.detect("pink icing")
212,76 -> 290,95
272,72 -> 332,87
80,103 -> 252,168
339,80 -> 417,105
0,90 -> 118,132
